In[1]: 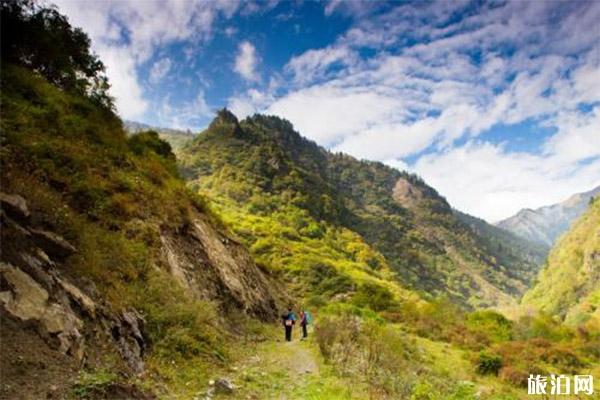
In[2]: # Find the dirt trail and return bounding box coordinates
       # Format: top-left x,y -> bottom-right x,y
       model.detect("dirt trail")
275,340 -> 319,375
238,338 -> 319,377
228,334 -> 323,399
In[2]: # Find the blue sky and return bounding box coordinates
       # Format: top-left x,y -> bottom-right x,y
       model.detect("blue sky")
55,0 -> 599,222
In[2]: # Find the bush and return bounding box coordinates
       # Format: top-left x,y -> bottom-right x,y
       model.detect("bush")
410,382 -> 438,400
300,221 -> 324,238
314,316 -> 350,362
475,351 -> 502,375
128,130 -> 174,159
466,310 -> 513,343
498,366 -> 529,387
73,370 -> 118,398
352,282 -> 396,312
413,298 -> 463,341
512,313 -> 572,341
138,271 -> 226,362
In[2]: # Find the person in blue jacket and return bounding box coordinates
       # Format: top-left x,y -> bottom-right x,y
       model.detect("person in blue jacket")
282,306 -> 296,341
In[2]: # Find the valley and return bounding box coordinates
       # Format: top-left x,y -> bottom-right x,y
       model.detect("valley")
1,1 -> 599,399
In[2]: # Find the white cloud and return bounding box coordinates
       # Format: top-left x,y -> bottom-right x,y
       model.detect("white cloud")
256,0 -> 600,220
95,45 -> 148,119
543,107 -> 600,164
267,84 -> 402,146
53,0 -> 245,119
234,41 -> 260,82
413,141 -> 600,222
157,90 -> 212,131
285,45 -> 359,85
149,58 -> 172,84
53,0 -> 600,220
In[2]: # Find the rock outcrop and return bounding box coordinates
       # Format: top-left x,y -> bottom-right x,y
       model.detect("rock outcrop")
160,210 -> 280,321
0,193 -> 146,374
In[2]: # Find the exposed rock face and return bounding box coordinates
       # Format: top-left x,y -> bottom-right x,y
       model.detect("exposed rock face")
0,193 -> 146,374
160,211 -> 279,321
214,378 -> 235,394
0,192 -> 30,220
392,177 -> 424,208
30,229 -> 77,259
0,263 -> 85,359
1,190 -> 282,399
110,309 -> 146,374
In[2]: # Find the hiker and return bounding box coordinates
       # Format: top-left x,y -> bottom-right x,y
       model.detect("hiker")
282,307 -> 296,342
299,310 -> 308,340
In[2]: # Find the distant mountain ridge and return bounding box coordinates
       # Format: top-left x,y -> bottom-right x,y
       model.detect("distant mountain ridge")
496,185 -> 600,247
124,120 -> 195,150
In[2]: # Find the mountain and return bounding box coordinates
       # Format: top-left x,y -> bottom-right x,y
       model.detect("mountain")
454,210 -> 549,284
522,198 -> 600,326
124,120 -> 195,150
496,185 -> 600,247
178,110 -> 543,309
1,59 -> 281,399
5,3 -> 600,399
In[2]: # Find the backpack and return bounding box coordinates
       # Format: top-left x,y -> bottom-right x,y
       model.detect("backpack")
305,311 -> 313,325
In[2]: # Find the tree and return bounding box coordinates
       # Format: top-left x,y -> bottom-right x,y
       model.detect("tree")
1,0 -> 113,109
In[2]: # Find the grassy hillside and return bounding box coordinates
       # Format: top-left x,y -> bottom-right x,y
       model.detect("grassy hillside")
523,198 -> 600,327
0,10 -> 280,394
178,111 -> 539,308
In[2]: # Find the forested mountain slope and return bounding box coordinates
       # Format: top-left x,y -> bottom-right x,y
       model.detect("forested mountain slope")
454,211 -> 549,286
178,111 -> 542,309
522,198 -> 600,326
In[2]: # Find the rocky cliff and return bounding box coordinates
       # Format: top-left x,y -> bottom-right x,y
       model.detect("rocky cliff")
0,62 -> 283,398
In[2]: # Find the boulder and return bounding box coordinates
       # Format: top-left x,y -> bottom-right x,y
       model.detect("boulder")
214,378 -> 235,395
30,229 -> 77,258
57,278 -> 96,317
0,263 -> 85,361
0,192 -> 30,221
0,262 -> 49,320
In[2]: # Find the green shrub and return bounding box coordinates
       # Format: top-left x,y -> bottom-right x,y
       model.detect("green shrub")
352,282 -> 396,312
73,370 -> 118,398
475,351 -> 503,375
411,382 -> 438,400
314,316 -> 344,361
466,310 -> 513,343
512,313 -> 573,341
128,130 -> 174,159
300,221 -> 324,238
136,271 -> 226,362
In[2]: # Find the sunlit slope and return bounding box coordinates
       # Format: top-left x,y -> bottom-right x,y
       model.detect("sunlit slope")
178,110 -> 542,309
523,199 -> 600,326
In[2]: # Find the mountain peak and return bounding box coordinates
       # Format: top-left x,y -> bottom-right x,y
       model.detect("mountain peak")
497,185 -> 600,246
208,108 -> 240,130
